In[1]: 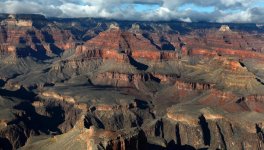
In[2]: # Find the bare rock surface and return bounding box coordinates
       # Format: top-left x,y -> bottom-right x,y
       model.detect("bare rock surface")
0,14 -> 263,149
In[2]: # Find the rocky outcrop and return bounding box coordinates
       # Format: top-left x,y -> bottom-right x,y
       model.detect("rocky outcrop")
184,29 -> 264,53
0,123 -> 30,150
3,19 -> 33,27
40,91 -> 75,103
0,15 -> 76,59
154,106 -> 264,150
75,24 -> 179,62
191,48 -> 264,60
175,80 -> 213,91
22,125 -> 147,150
1,14 -> 264,150
219,25 -> 232,32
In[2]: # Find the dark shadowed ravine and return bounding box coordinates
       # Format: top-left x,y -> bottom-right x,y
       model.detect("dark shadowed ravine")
0,14 -> 263,150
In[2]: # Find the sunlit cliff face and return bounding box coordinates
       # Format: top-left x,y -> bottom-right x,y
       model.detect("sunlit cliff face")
0,14 -> 264,150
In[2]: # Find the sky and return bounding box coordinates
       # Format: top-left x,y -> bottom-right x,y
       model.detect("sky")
0,0 -> 264,23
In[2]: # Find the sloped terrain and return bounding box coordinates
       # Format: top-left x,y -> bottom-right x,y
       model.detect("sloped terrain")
0,14 -> 264,150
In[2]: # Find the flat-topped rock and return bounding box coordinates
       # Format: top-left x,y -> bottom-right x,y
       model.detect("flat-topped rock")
219,25 -> 232,32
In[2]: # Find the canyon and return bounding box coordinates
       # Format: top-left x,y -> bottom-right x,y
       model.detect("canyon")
0,14 -> 264,150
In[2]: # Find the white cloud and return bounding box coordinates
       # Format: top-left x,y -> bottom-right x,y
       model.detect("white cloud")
0,0 -> 63,16
179,17 -> 192,22
217,9 -> 252,23
0,0 -> 263,23
59,3 -> 100,17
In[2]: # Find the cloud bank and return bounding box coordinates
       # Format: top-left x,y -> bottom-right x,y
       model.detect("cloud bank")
0,0 -> 264,23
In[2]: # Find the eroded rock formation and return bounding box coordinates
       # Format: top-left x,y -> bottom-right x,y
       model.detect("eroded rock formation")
0,14 -> 263,150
